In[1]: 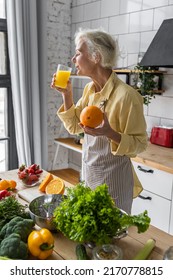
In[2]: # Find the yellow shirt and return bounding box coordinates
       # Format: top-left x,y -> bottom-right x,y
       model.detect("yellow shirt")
57,72 -> 148,197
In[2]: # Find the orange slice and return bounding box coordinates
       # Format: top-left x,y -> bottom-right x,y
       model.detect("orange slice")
39,173 -> 54,192
45,178 -> 65,195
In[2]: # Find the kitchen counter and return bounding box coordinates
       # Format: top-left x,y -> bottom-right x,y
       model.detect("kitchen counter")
53,137 -> 173,174
132,142 -> 173,174
50,225 -> 173,260
1,169 -> 173,260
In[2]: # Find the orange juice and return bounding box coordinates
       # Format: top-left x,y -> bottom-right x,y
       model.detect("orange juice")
55,70 -> 71,88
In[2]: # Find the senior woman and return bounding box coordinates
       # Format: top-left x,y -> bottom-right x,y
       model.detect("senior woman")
51,28 -> 148,214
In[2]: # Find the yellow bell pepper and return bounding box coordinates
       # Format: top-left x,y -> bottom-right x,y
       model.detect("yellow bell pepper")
28,228 -> 54,260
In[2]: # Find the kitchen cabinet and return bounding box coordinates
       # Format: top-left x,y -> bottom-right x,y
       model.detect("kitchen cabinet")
170,203 -> 173,235
131,161 -> 173,234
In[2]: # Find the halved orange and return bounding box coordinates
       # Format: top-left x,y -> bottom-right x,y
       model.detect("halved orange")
39,173 -> 54,192
45,178 -> 65,195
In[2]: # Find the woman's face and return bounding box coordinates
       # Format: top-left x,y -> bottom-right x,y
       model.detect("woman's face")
71,39 -> 96,76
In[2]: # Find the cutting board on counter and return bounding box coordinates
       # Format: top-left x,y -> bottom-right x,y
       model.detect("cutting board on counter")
18,179 -> 73,203
18,186 -> 45,203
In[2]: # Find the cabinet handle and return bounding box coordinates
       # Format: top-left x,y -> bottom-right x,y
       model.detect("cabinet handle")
137,165 -> 154,173
138,195 -> 152,200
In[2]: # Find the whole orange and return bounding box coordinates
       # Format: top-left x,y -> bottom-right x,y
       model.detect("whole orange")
80,105 -> 103,128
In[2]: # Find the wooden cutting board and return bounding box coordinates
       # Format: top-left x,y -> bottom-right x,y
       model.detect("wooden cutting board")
18,179 -> 73,203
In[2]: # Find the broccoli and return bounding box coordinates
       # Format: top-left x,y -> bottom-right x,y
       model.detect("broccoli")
0,233 -> 28,259
0,216 -> 34,243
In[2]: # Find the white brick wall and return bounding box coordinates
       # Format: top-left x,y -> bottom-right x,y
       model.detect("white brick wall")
47,0 -> 72,170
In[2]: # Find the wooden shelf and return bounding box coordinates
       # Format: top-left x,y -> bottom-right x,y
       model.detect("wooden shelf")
113,68 -> 166,91
71,69 -> 166,76
50,168 -> 80,185
113,69 -> 166,74
54,137 -> 82,154
136,89 -> 165,95
52,137 -> 82,170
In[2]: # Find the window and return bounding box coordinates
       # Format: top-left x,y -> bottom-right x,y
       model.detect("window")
0,0 -> 18,171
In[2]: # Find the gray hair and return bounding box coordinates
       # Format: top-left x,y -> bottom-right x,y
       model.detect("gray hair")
74,28 -> 118,69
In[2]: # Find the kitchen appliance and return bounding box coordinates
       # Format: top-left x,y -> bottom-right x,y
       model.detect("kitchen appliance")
140,18 -> 173,68
150,126 -> 173,148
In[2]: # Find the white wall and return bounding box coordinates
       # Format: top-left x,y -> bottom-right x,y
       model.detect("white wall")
71,0 -> 173,134
47,0 -> 173,170
46,0 -> 72,170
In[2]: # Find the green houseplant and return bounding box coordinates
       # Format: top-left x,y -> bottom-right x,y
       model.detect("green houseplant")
133,64 -> 159,106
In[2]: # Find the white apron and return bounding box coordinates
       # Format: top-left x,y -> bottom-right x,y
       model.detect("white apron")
82,134 -> 134,214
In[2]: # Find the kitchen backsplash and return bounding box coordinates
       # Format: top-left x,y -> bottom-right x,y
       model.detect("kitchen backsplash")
47,0 -> 173,170
71,0 -> 173,134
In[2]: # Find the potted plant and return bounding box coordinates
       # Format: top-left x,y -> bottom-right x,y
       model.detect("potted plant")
133,64 -> 159,106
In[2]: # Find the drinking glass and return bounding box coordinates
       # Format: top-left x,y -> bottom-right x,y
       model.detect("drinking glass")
55,64 -> 72,88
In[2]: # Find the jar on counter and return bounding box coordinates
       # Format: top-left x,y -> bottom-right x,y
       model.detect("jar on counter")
92,244 -> 123,260
163,246 -> 173,260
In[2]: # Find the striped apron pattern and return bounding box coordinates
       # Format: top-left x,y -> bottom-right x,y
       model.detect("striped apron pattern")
81,134 -> 134,214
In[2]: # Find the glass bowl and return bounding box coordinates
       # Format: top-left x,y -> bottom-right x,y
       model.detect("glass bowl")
21,179 -> 41,187
92,244 -> 123,260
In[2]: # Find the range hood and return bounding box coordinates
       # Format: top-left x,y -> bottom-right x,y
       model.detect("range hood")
140,18 -> 173,68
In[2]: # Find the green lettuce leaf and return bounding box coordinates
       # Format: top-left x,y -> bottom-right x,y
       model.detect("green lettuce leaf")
53,182 -> 150,245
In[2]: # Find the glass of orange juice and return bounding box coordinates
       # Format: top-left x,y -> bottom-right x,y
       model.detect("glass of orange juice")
55,64 -> 72,88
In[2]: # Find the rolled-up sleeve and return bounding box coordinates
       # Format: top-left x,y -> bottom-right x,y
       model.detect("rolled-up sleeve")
57,104 -> 83,135
111,133 -> 148,157
109,89 -> 148,157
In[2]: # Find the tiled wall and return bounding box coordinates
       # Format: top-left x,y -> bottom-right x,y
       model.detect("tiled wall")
47,0 -> 173,170
71,0 -> 173,134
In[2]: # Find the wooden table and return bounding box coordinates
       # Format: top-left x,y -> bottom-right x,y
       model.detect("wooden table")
1,169 -> 173,260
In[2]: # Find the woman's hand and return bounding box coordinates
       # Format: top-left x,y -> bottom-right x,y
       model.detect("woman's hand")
79,112 -> 110,136
79,113 -> 121,144
51,73 -> 73,111
50,73 -> 73,97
